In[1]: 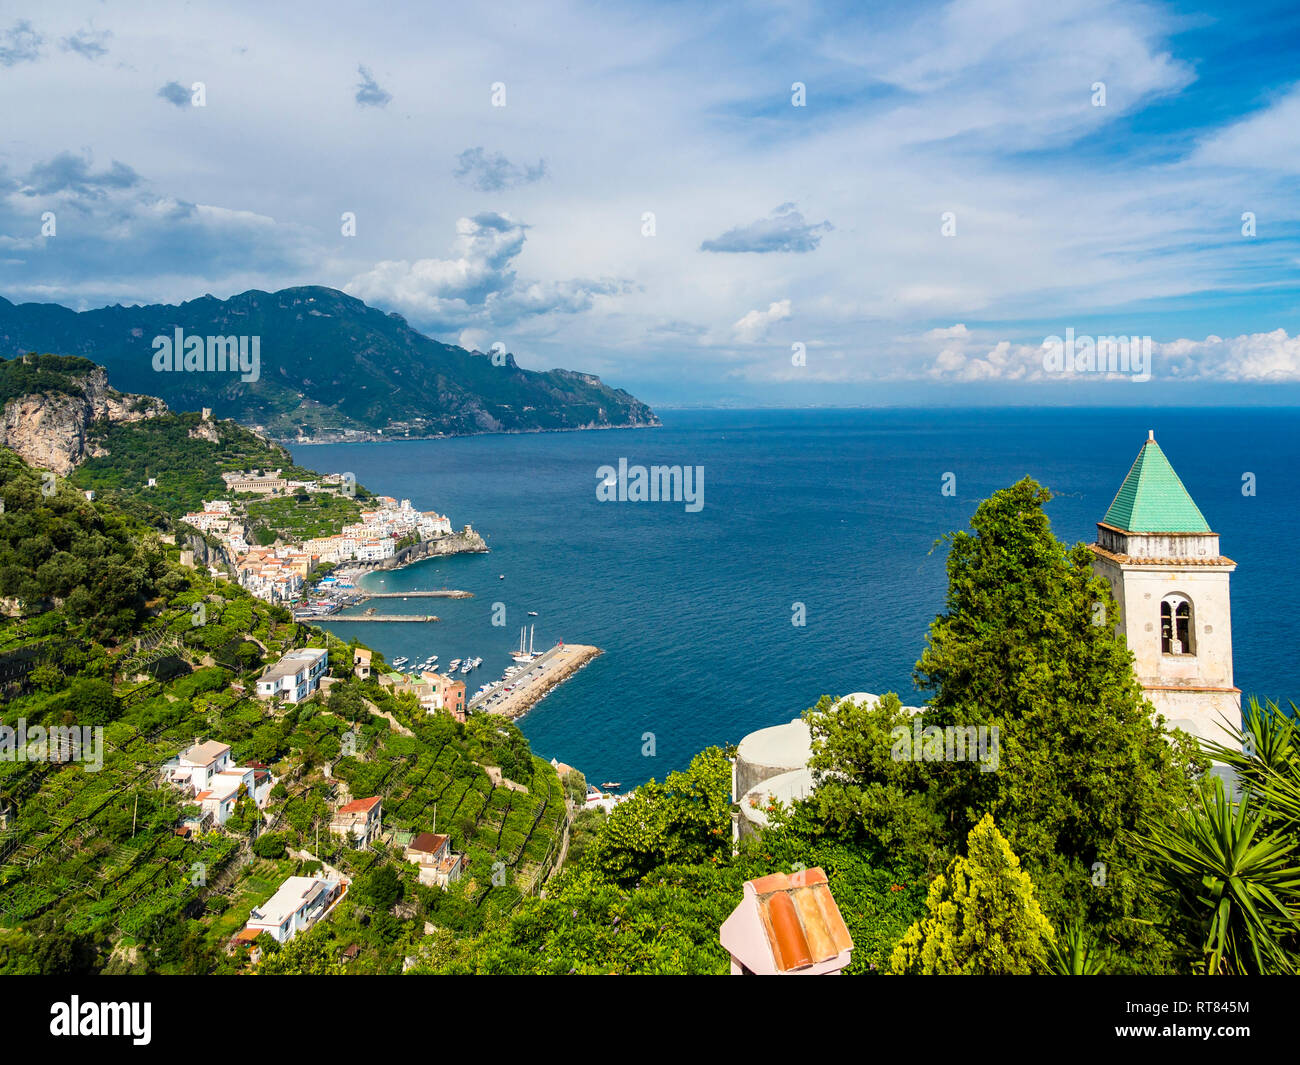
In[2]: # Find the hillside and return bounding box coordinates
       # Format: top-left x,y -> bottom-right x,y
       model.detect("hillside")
0,449 -> 566,974
0,354 -> 167,475
0,287 -> 660,440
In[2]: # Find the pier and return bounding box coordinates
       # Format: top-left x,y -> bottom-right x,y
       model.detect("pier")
468,643 -> 602,719
315,614 -> 439,623
355,590 -> 473,599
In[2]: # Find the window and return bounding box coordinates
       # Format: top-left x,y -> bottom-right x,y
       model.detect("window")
1160,595 -> 1194,655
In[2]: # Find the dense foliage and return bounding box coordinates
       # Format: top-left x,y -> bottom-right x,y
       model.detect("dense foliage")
0,353 -> 101,407
890,814 -> 1055,974
72,412 -> 318,519
0,447 -> 564,974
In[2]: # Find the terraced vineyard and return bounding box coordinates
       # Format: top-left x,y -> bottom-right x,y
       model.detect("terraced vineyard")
0,447 -> 570,973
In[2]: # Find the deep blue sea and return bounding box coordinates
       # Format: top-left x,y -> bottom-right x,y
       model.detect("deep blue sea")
293,408 -> 1300,788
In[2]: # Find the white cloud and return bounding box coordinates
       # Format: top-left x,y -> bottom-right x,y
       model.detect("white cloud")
1192,84 -> 1300,173
732,299 -> 791,342
346,212 -> 629,331
921,325 -> 1300,383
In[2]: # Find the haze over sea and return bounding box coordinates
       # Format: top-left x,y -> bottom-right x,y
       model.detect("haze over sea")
294,408 -> 1300,788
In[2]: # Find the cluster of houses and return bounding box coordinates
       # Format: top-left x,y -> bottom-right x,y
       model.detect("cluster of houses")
376,666 -> 466,721
161,739 -> 276,828
180,472 -> 457,605
229,793 -> 465,958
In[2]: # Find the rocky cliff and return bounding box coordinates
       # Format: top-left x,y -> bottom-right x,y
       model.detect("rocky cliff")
0,363 -> 167,475
367,526 -> 489,571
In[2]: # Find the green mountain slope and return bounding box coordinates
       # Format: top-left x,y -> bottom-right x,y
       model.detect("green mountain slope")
0,449 -> 565,974
0,286 -> 659,439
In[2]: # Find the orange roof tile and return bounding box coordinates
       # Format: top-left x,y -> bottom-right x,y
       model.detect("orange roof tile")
337,796 -> 381,815
751,867 -> 853,973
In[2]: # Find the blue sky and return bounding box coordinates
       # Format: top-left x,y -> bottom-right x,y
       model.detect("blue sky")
1,0 -> 1299,406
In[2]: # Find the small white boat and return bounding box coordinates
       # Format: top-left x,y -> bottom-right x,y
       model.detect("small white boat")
527,611 -> 538,616
448,658 -> 462,671
393,656 -> 409,666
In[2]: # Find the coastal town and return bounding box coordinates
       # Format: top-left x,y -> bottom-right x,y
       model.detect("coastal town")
177,467 -> 466,607
177,464 -> 607,750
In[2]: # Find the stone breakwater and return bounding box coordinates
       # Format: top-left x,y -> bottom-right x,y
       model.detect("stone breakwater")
484,645 -> 602,721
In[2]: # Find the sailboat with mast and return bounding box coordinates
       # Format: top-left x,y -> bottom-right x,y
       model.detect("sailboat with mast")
510,624 -> 537,663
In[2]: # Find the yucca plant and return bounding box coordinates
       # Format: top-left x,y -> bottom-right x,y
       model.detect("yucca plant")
1046,921 -> 1105,974
1140,776 -> 1300,974
1205,698 -> 1300,832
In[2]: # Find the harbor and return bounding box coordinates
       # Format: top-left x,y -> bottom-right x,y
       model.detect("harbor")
290,578 -> 471,622
469,641 -> 603,720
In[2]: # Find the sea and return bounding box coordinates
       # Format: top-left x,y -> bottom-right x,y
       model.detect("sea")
293,407 -> 1300,789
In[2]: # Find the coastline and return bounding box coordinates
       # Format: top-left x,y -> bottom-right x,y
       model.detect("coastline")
333,527 -> 488,587
281,420 -> 661,446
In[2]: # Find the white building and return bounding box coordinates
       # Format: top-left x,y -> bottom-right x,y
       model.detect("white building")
256,647 -> 329,703
165,740 -> 233,793
356,538 -> 396,562
330,796 -> 383,846
245,875 -> 344,944
404,831 -> 465,889
163,741 -> 276,825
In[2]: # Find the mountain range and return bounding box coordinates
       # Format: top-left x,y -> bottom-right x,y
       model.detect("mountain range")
0,286 -> 659,440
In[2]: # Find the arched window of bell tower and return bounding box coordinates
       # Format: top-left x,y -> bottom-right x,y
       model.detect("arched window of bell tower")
1160,594 -> 1194,656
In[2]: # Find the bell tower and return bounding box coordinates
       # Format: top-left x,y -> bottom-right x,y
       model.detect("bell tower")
1089,431 -> 1240,745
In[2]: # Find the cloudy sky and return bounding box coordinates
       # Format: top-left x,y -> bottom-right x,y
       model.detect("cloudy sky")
2,0 -> 1299,406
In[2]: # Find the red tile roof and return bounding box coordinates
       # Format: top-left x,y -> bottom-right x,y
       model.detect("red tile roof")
408,832 -> 449,856
751,868 -> 853,972
336,796 -> 381,815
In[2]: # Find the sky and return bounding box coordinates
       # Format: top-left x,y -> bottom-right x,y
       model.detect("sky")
2,0 -> 1300,407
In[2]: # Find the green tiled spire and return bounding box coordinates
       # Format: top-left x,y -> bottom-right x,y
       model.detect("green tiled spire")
1103,431 -> 1211,533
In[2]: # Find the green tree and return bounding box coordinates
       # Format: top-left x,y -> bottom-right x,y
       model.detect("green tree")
256,926 -> 344,975
912,478 -> 1200,865
800,692 -> 946,868
33,929 -> 105,975
253,831 -> 288,859
357,864 -> 402,910
587,747 -> 732,886
890,814 -> 1054,975
800,478 -> 1199,969
60,677 -> 121,726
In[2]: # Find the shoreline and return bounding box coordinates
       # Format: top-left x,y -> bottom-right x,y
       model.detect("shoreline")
331,528 -> 488,588
284,420 -> 661,447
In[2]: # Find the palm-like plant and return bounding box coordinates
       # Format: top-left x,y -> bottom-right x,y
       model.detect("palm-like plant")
1206,698 -> 1300,831
1046,921 -> 1105,975
1140,775 -> 1300,974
